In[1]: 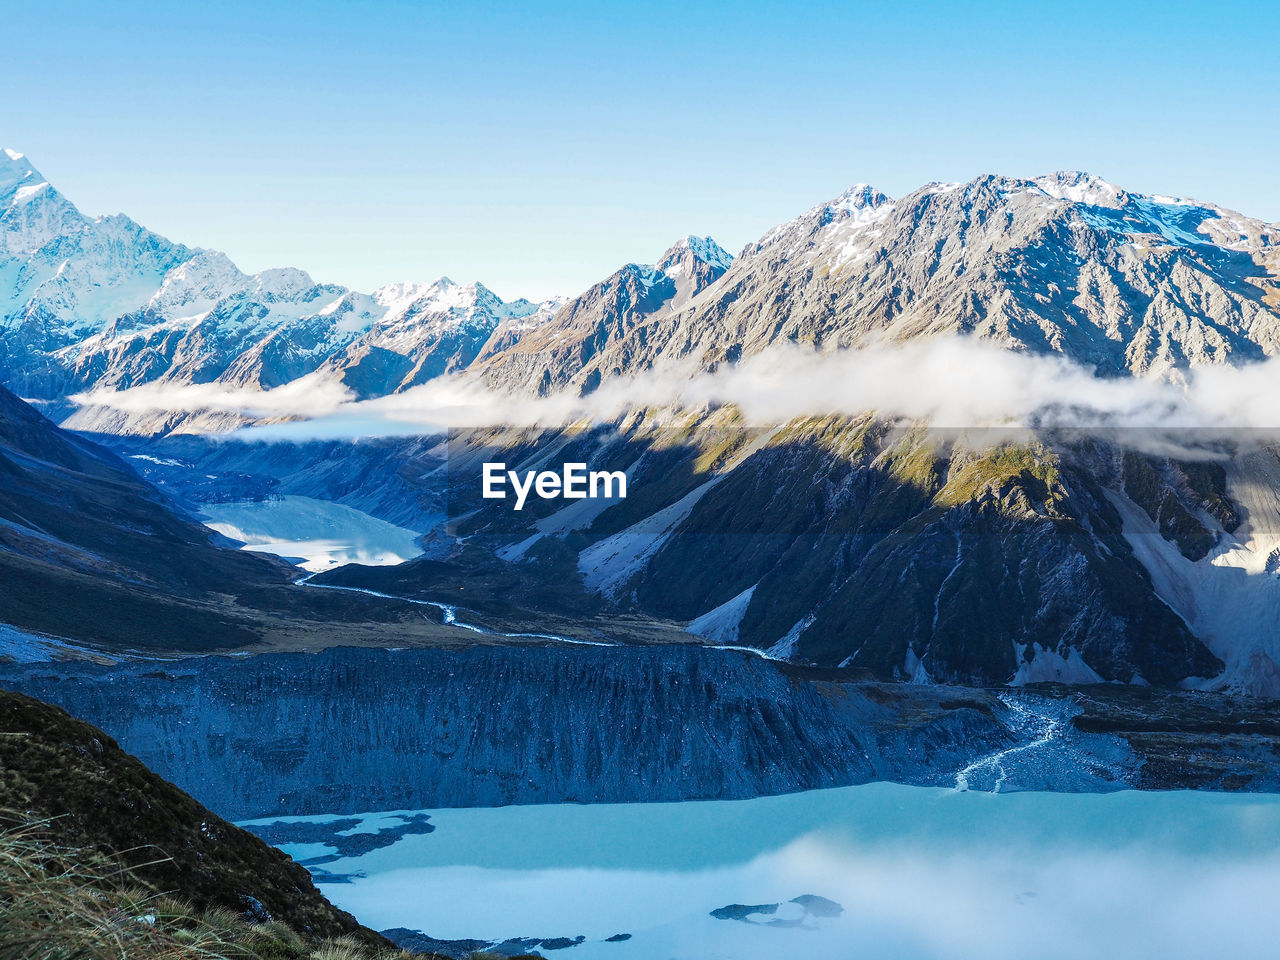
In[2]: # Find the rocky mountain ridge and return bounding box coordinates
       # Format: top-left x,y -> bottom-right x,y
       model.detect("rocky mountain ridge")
18,149 -> 1280,438
479,170 -> 1280,397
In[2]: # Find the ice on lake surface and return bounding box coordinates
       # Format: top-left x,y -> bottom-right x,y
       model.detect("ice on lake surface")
242,782 -> 1280,960
201,495 -> 422,572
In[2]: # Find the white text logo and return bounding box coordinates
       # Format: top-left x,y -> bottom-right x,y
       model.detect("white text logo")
482,462 -> 627,511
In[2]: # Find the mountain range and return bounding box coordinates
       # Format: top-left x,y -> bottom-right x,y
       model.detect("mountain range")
6,147 -> 1279,434
487,170 -> 1280,393
5,147 -> 1280,697
1,147 -> 738,431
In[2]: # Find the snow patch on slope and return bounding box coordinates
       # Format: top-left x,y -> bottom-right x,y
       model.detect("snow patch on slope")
577,476 -> 725,598
535,459 -> 640,536
1010,643 -> 1105,686
1029,171 -> 1280,253
766,614 -> 815,659
578,428 -> 783,598
687,583 -> 757,645
1033,171 -> 1123,206
1107,449 -> 1280,696
903,646 -> 932,684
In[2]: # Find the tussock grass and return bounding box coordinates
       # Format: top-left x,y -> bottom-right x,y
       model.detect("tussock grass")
0,818 -> 420,960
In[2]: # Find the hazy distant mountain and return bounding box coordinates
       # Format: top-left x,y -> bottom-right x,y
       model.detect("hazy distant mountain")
0,148 -> 561,414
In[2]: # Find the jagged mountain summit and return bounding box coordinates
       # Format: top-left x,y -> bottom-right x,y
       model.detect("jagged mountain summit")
6,146 -> 1279,434
0,148 -> 564,412
469,234 -> 736,393
471,170 -> 1280,395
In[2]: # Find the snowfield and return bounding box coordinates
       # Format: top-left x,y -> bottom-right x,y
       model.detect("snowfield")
1111,448 -> 1280,695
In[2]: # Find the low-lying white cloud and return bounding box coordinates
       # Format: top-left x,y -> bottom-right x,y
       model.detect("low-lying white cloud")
70,372 -> 352,420
69,337 -> 1280,442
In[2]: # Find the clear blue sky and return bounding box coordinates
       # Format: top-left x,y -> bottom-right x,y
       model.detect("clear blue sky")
3,0 -> 1276,300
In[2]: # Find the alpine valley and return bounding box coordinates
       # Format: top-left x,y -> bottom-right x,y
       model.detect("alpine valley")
5,145 -> 1280,958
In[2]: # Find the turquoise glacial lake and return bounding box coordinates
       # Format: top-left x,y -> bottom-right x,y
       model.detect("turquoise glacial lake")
244,782 -> 1280,959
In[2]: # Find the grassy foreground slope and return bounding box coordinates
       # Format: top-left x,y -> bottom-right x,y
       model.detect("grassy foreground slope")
0,687 -> 429,960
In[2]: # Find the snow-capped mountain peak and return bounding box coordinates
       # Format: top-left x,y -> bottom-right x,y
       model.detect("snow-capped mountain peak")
371,280 -> 438,310
1033,170 -> 1125,206
628,236 -> 733,295
753,182 -> 895,256
830,183 -> 893,214
251,267 -> 315,301
658,235 -> 734,274
1,149 -> 86,257
408,277 -> 488,313
1019,171 -> 1280,253
148,250 -> 249,317
1,148 -> 41,190
0,148 -> 556,405
1,148 -> 51,207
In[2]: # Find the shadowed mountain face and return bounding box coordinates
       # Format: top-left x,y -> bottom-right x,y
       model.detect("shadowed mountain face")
324,417 -> 1232,690
0,382 -> 284,648
0,385 -> 460,653
0,383 -> 279,586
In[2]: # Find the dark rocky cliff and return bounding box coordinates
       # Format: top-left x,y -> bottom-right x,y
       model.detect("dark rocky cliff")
1,644 -> 1133,820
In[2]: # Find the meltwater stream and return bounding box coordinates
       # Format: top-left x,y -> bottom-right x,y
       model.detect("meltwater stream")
954,694 -> 1069,792
245,783 -> 1280,960
299,576 -> 788,658
297,577 -> 620,648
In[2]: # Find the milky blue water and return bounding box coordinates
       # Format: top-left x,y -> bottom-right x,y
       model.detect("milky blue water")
243,783 -> 1280,959
200,495 -> 423,571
